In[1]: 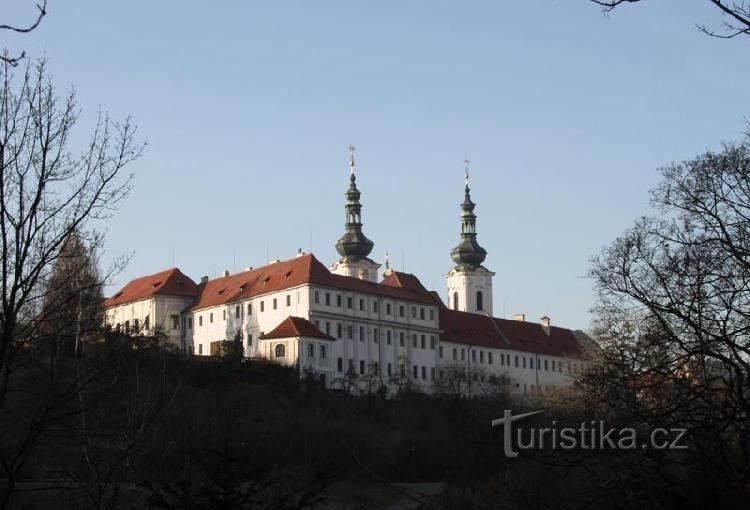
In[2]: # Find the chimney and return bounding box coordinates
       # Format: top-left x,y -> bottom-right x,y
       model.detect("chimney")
514,313 -> 526,322
222,270 -> 230,277
200,275 -> 209,284
244,266 -> 253,272
296,248 -> 305,257
541,315 -> 551,335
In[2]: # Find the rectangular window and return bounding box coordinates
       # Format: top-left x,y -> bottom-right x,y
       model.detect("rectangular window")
373,362 -> 379,375
530,357 -> 534,369
248,303 -> 253,315
247,334 -> 253,346
188,317 -> 192,329
386,303 -> 391,315
429,309 -> 434,321
411,306 -> 417,318
235,305 -> 240,318
314,319 -> 320,328
325,293 -> 331,306
222,310 -> 226,320
438,345 -> 443,358
360,360 -> 365,375
399,332 -> 405,347
359,299 -> 365,311
325,322 -> 331,335
488,352 -> 493,364
452,348 -> 457,361
420,335 -> 426,349
412,335 -> 417,348
347,297 -> 353,309
472,350 -> 477,362
360,326 -> 365,341
209,313 -> 214,324
198,344 -> 203,355
373,329 -> 379,343
199,315 -> 203,327
421,366 -> 427,380
430,335 -> 435,350
431,367 -> 435,380
260,301 -> 264,312
545,359 -> 549,371
515,355 -> 519,368
337,357 -> 343,372
387,363 -> 392,377
480,351 -> 485,364
319,345 -> 327,359
336,294 -> 342,307
286,295 -> 291,307
273,298 -> 277,310
387,330 -> 391,345
347,325 -> 353,339
373,301 -> 379,313
461,349 -> 466,361
413,365 -> 418,379
399,305 -> 405,317
314,291 -> 320,304
337,323 -> 343,338
551,360 -> 556,371
523,357 -> 527,369
420,308 -> 425,320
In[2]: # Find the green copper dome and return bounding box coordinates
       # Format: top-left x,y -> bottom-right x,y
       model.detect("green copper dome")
335,173 -> 374,261
450,183 -> 487,270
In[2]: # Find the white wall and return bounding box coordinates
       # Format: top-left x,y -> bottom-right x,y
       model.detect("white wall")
445,266 -> 495,315
105,295 -> 192,348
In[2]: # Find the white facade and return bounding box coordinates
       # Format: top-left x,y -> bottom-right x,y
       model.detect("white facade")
437,341 -> 588,397
446,265 -> 495,315
329,258 -> 381,283
185,283 -> 311,357
105,295 -> 192,348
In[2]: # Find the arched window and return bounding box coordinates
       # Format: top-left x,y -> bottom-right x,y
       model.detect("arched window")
453,292 -> 459,311
275,343 -> 286,358
476,291 -> 484,311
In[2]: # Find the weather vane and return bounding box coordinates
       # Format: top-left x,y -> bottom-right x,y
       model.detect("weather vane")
349,145 -> 356,175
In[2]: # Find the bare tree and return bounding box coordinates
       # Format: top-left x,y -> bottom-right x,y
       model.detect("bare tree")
590,0 -> 750,39
587,132 -> 750,490
0,1 -> 48,66
0,56 -> 143,507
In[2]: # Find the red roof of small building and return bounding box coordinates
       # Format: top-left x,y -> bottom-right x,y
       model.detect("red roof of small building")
260,316 -> 335,341
189,254 -> 437,312
439,308 -> 589,358
104,268 -> 198,308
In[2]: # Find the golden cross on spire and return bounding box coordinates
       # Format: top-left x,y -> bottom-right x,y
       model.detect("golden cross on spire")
348,145 -> 356,175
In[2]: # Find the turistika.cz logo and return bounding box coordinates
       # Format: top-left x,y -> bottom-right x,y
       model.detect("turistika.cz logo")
491,410 -> 688,458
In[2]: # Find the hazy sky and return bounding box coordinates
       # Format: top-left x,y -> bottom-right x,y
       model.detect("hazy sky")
5,1 -> 749,330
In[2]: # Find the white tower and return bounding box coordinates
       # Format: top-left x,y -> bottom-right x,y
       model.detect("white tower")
446,161 -> 494,315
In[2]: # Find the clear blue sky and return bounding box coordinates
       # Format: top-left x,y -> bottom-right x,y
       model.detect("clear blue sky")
5,1 -> 749,330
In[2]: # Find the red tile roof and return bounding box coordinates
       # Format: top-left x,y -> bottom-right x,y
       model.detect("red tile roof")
439,308 -> 589,358
104,268 -> 198,308
189,254 -> 437,312
260,316 -> 335,341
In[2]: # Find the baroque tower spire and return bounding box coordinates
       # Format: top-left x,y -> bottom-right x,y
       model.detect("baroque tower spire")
446,159 -> 494,314
335,145 -> 374,261
450,159 -> 487,270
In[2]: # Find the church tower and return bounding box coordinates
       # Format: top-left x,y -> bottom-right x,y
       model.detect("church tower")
446,161 -> 495,314
330,146 -> 381,282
